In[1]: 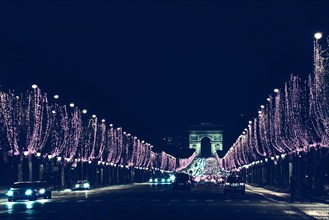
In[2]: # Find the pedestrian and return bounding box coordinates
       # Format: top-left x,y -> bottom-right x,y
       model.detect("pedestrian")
301,177 -> 308,203
289,176 -> 296,203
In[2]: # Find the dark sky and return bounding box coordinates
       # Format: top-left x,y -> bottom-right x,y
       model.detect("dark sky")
1,0 -> 329,152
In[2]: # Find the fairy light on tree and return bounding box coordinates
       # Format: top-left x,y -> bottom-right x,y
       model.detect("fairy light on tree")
48,104 -> 69,158
64,107 -> 82,161
223,33 -> 329,171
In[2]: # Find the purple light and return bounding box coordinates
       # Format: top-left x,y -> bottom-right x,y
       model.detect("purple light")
222,34 -> 329,171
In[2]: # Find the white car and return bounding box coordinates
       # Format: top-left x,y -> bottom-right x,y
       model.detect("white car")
73,180 -> 91,190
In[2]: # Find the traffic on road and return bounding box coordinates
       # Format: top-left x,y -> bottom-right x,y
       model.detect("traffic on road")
0,173 -> 328,220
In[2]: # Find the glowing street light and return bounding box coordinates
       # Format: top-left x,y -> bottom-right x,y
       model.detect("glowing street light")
92,114 -> 97,118
52,110 -> 56,114
69,103 -> 75,108
23,151 -> 29,156
274,88 -> 279,93
101,119 -> 105,123
54,95 -> 59,99
314,32 -> 322,40
82,109 -> 87,114
31,84 -> 38,89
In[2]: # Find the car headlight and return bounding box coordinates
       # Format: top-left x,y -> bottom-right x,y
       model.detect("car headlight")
161,178 -> 165,183
170,175 -> 176,181
6,190 -> 14,196
39,189 -> 46,194
75,184 -> 80,188
149,178 -> 153,183
225,183 -> 230,186
25,189 -> 33,196
167,178 -> 171,183
154,178 -> 158,183
83,183 -> 90,188
239,183 -> 245,186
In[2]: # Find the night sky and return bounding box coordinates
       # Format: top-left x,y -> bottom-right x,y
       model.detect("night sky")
1,0 -> 329,153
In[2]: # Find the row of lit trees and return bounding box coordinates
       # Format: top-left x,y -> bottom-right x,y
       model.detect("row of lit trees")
0,85 -> 177,172
222,33 -> 329,171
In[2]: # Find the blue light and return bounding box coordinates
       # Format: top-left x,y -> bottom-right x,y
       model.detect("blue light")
25,189 -> 33,196
6,190 -> 13,196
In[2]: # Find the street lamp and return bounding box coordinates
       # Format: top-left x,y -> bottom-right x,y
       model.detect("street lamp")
23,151 -> 29,157
31,84 -> 38,89
314,32 -> 322,40
92,114 -> 97,118
54,95 -> 59,99
69,103 -> 75,108
274,88 -> 279,93
82,109 -> 87,114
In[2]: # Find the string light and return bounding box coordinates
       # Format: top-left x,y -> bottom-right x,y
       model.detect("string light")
222,33 -> 329,171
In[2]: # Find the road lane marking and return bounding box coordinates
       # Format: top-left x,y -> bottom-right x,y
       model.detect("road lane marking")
260,200 -> 269,203
206,199 -> 214,202
93,200 -> 103,203
242,200 -> 250,203
256,210 -> 267,214
283,210 -> 297,215
76,200 -> 85,203
152,199 -> 161,202
56,200 -> 68,203
170,199 -> 179,202
224,199 -> 231,202
188,199 -> 197,202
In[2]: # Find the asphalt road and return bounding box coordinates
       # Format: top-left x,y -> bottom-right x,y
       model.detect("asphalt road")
0,183 -> 328,220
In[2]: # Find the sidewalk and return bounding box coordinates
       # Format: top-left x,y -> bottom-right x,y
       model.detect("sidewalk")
248,183 -> 329,204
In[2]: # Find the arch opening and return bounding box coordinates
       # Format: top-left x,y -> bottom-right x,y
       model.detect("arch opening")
200,137 -> 211,158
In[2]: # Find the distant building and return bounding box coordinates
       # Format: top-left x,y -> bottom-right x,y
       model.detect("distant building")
188,123 -> 223,157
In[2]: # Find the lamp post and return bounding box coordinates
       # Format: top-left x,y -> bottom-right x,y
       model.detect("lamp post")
36,152 -> 43,181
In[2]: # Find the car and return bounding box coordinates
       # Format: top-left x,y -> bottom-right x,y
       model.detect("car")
149,173 -> 173,185
172,173 -> 192,192
73,180 -> 91,190
217,176 -> 226,186
6,181 -> 52,202
224,175 -> 245,194
149,176 -> 160,184
205,175 -> 217,185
